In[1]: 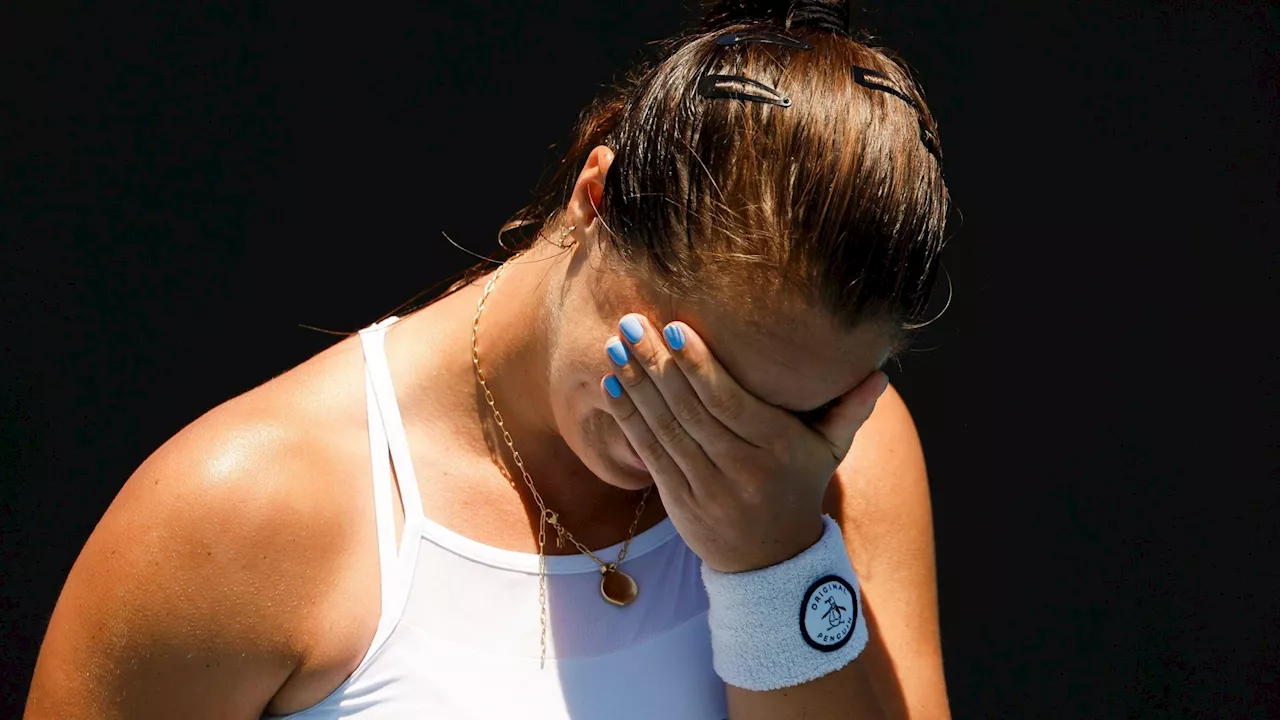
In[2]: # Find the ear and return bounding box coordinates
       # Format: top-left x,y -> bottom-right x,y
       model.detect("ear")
567,145 -> 615,232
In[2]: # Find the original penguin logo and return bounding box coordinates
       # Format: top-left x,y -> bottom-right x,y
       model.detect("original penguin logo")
800,575 -> 857,652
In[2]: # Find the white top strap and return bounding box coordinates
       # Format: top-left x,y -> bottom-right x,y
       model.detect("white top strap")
358,317 -> 426,534
362,359 -> 401,619
354,315 -> 420,664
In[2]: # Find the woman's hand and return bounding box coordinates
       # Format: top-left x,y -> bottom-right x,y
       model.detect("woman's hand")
601,313 -> 890,573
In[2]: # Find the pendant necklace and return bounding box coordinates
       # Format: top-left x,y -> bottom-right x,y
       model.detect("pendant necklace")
471,252 -> 652,667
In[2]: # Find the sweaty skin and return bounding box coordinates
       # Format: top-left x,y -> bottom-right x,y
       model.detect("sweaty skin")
25,146 -> 949,719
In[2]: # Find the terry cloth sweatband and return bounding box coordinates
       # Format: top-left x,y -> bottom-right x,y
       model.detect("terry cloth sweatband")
700,514 -> 868,691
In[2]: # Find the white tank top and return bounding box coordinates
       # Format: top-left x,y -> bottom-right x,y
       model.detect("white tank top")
268,316 -> 728,719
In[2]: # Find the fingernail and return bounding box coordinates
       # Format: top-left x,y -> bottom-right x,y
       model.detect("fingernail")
663,323 -> 685,351
604,375 -> 623,398
619,315 -> 644,343
606,338 -> 629,366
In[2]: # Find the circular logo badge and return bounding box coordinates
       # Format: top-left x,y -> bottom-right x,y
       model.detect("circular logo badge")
800,574 -> 857,652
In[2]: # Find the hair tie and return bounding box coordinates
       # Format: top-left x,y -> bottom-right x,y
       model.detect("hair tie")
786,1 -> 849,37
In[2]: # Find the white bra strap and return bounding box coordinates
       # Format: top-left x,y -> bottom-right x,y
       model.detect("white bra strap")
358,317 -> 427,536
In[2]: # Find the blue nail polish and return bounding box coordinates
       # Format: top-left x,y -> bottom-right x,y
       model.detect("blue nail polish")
604,375 -> 624,398
663,323 -> 685,350
606,338 -> 629,366
619,315 -> 644,343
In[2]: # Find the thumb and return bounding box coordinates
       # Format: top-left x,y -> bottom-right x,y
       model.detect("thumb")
812,370 -> 890,459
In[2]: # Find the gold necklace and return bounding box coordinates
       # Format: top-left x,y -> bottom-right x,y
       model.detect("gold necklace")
471,254 -> 653,667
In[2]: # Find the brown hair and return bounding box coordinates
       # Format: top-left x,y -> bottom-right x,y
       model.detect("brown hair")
430,0 -> 950,340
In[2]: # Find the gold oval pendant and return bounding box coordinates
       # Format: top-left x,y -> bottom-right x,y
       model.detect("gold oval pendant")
600,568 -> 639,607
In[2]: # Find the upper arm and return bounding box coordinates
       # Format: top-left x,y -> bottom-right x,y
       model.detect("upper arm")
823,382 -> 950,719
24,415 -> 329,719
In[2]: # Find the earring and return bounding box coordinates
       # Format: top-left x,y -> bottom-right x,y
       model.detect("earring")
551,225 -> 577,249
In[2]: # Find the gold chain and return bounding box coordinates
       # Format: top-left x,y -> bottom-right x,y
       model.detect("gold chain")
471,253 -> 652,668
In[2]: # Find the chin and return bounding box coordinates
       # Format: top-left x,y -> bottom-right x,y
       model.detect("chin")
574,411 -> 654,491
589,443 -> 654,492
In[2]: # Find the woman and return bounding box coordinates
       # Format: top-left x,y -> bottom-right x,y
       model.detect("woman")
26,1 -> 951,717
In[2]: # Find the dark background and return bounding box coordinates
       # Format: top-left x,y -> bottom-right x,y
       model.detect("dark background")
2,2 -> 1275,717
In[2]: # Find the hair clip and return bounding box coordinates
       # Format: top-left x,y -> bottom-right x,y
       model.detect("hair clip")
852,66 -> 920,111
852,65 -> 942,162
917,123 -> 942,162
715,31 -> 813,51
697,74 -> 792,108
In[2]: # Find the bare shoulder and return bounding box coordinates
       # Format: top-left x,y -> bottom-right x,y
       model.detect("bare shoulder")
823,382 -> 951,719
26,369 -> 379,718
825,382 -> 931,559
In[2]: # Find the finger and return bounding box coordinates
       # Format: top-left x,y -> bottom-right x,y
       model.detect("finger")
657,320 -> 778,447
811,370 -> 890,460
610,314 -> 737,453
607,315 -> 722,479
601,373 -> 691,498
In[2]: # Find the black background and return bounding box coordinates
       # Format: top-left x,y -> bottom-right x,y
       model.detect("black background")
2,2 -> 1275,717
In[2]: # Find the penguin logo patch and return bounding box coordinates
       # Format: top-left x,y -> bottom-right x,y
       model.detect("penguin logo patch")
800,575 -> 856,652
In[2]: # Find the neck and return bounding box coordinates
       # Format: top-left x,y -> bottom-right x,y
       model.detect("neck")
397,240 -> 653,543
